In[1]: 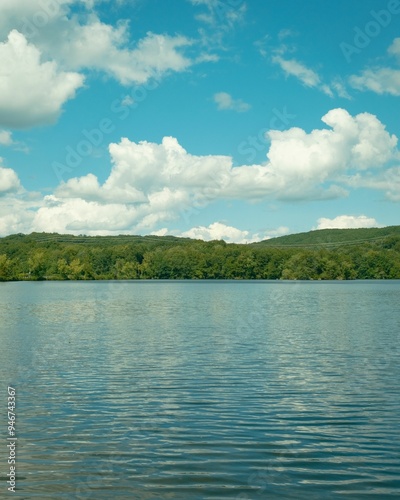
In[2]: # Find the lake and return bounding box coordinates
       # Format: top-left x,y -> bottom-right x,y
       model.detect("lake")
1,280 -> 400,499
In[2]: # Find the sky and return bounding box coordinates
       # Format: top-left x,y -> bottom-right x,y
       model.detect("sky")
0,0 -> 400,243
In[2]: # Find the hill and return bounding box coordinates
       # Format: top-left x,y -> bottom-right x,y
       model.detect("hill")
255,226 -> 400,248
0,231 -> 192,247
0,227 -> 400,280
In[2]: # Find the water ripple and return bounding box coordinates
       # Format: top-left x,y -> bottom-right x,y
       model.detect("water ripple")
0,281 -> 399,498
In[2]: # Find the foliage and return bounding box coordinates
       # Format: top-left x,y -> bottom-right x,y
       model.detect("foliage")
0,229 -> 399,281
256,226 -> 400,248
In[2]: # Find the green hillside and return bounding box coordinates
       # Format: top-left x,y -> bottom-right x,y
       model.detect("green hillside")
255,226 -> 400,248
0,231 -> 192,247
0,227 -> 400,281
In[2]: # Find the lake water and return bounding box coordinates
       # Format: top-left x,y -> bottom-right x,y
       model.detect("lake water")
1,280 -> 400,499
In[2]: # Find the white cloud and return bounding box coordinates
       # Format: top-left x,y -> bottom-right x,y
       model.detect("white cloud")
189,0 -> 247,51
349,68 -> 400,96
54,136 -> 233,231
0,130 -> 28,152
316,215 -> 379,230
349,38 -> 400,96
0,130 -> 13,146
253,34 -> 271,58
376,167 -> 400,201
343,167 -> 400,202
0,2 -> 195,89
268,108 -> 397,171
0,207 -> 34,236
195,53 -> 219,64
331,78 -> 351,99
213,92 -> 251,112
31,196 -> 139,234
54,24 -> 193,85
0,0 -> 69,31
278,29 -> 297,41
0,30 -> 84,128
0,166 -> 21,195
47,110 -> 398,233
272,55 -> 351,98
181,222 -> 256,243
190,0 -> 247,28
0,188 -> 43,235
179,222 -> 289,244
388,37 -> 400,59
227,108 -> 398,201
272,55 -> 321,88
320,84 -> 334,98
27,135 -> 251,235
0,109 -> 398,236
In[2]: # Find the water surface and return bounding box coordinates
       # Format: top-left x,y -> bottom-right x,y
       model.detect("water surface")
1,280 -> 400,499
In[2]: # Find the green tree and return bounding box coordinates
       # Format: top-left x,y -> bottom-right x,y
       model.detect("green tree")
0,254 -> 14,281
28,250 -> 47,280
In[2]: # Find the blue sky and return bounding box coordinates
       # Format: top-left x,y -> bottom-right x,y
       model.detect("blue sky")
0,0 -> 400,242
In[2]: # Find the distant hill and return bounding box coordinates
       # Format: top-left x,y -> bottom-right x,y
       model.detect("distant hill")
1,231 -> 192,245
254,226 -> 400,248
0,227 -> 399,281
3,226 -> 400,248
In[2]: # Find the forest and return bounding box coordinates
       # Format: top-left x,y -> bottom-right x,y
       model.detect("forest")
0,227 -> 400,281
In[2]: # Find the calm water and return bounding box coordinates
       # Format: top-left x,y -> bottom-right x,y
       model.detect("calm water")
1,280 -> 400,499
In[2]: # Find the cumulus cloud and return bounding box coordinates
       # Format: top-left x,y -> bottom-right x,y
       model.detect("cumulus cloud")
31,196 -> 139,234
0,210 -> 33,236
226,108 -> 398,201
53,136 -> 232,232
54,25 -> 193,85
0,165 -> 21,195
0,193 -> 41,236
0,1 -> 211,130
0,109 -> 398,236
213,92 -> 251,112
316,215 -> 380,230
160,222 -> 289,244
0,30 -> 84,128
45,109 -> 398,234
0,164 -> 41,235
0,2 -> 195,88
181,222 -> 259,243
268,108 -> 397,172
0,0 -> 69,35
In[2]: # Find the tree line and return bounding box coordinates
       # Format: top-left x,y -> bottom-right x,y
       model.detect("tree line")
0,232 -> 399,281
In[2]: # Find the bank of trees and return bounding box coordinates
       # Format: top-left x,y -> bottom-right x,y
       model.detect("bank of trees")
0,232 -> 400,281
